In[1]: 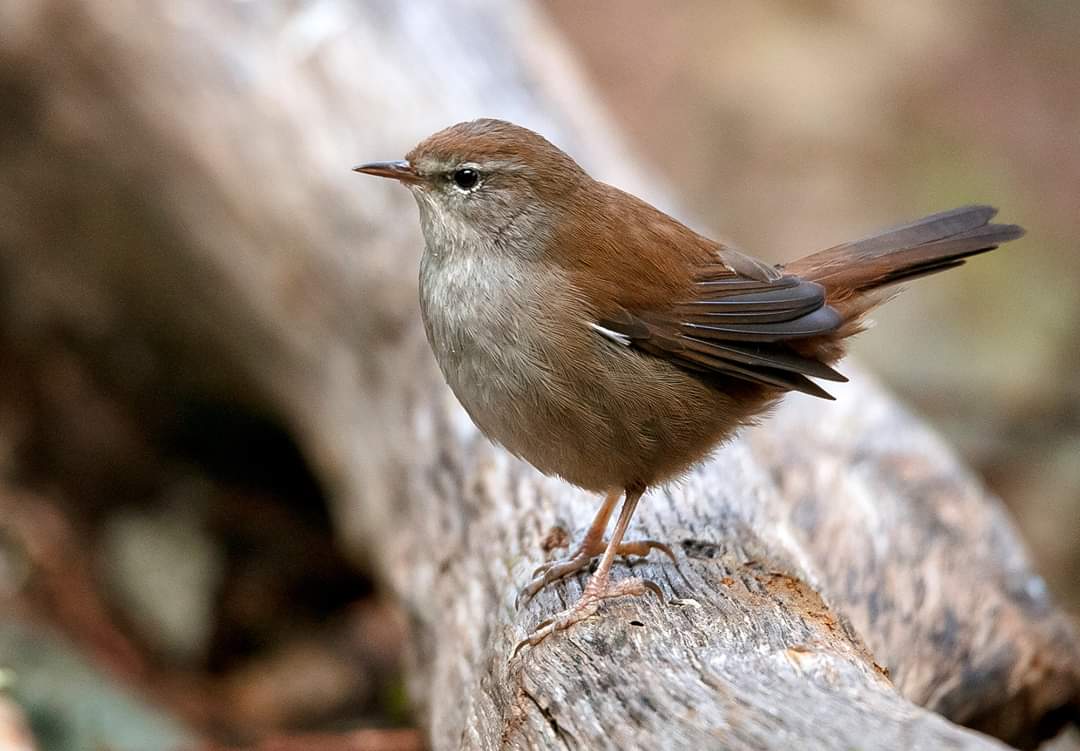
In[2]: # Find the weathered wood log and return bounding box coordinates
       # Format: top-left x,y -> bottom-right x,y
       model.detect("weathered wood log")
0,0 -> 1077,749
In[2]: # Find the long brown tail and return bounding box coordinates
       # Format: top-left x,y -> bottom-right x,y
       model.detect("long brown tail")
787,205 -> 1024,364
788,205 -> 1025,303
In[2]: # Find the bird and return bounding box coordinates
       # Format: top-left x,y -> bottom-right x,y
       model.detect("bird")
353,118 -> 1025,656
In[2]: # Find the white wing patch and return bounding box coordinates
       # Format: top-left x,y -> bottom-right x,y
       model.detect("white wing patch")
589,322 -> 631,346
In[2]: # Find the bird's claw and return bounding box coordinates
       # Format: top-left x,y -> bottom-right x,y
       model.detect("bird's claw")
517,539 -> 675,608
512,576 -> 666,659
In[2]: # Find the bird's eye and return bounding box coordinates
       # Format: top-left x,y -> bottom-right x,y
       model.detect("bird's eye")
451,168 -> 481,191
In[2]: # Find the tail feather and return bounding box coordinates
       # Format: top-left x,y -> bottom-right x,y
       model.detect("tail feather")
787,205 -> 1025,296
785,205 -> 1024,366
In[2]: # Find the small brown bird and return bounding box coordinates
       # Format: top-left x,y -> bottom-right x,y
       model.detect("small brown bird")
355,119 -> 1024,655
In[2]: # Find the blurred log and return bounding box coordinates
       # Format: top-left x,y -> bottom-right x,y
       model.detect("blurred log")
0,0 -> 1077,749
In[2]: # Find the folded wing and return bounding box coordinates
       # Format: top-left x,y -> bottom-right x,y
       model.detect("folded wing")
597,259 -> 848,400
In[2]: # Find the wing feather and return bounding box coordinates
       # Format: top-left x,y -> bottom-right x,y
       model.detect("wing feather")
596,262 -> 847,399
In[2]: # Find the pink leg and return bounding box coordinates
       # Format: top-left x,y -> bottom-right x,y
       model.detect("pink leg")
517,489 -> 674,607
513,485 -> 666,657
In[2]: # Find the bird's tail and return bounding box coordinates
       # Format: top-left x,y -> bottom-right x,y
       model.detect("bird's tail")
788,205 -> 1023,299
786,205 -> 1024,361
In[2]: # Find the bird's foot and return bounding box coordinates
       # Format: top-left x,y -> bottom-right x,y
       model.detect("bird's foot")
512,576 -> 663,658
516,537 -> 674,608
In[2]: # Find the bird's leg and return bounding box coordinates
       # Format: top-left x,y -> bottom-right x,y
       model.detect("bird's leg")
513,485 -> 665,657
517,488 -> 674,607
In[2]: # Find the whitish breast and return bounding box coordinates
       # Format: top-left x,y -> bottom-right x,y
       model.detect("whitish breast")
418,249 -> 553,444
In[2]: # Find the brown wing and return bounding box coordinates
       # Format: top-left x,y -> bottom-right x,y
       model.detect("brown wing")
597,258 -> 848,400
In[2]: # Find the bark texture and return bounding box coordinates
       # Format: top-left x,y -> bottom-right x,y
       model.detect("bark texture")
0,0 -> 1077,749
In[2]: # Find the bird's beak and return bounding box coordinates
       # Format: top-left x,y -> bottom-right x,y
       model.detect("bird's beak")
352,160 -> 422,184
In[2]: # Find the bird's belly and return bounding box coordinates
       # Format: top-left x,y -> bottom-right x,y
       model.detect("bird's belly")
420,264 -> 593,480
419,256 -> 735,491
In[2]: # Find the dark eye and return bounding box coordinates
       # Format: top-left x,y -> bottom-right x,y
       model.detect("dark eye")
451,168 -> 480,191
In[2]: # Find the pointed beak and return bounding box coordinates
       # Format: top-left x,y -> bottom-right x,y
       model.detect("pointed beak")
352,159 -> 421,184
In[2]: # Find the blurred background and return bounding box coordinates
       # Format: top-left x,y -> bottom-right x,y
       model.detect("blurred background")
0,1 -> 1076,749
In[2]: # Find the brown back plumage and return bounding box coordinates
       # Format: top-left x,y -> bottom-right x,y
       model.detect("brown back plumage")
593,203 -> 1024,400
